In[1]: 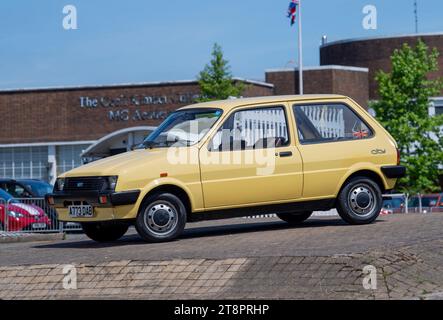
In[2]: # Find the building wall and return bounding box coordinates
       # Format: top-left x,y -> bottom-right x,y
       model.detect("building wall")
265,67 -> 369,108
265,70 -> 297,96
320,33 -> 443,99
330,69 -> 369,107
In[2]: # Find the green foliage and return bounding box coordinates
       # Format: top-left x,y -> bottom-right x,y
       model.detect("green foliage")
197,43 -> 244,102
371,40 -> 443,193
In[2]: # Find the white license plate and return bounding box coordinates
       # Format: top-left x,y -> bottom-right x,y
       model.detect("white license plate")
32,223 -> 47,229
69,205 -> 94,218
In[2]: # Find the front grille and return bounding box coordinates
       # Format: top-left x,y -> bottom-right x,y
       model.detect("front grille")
64,177 -> 105,192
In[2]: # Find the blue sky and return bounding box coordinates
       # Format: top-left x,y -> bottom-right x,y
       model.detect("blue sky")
1,0 -> 442,89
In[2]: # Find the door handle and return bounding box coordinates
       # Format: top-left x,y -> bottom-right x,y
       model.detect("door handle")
279,151 -> 293,157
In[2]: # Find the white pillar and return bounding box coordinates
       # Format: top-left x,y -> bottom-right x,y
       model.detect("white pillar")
48,145 -> 57,184
298,0 -> 303,95
127,132 -> 134,151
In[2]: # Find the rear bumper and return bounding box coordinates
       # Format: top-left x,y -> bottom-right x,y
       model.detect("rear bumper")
46,190 -> 140,208
381,166 -> 406,179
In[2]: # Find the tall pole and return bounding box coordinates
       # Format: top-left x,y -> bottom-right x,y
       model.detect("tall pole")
414,0 -> 418,33
298,0 -> 304,95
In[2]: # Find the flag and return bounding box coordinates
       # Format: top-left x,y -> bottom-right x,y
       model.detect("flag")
352,130 -> 369,139
287,0 -> 299,26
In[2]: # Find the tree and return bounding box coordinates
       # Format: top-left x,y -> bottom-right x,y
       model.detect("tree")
197,43 -> 244,102
371,40 -> 443,193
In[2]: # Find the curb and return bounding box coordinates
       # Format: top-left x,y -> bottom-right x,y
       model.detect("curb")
0,232 -> 65,244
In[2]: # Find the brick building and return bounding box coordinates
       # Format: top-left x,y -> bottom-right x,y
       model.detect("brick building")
320,32 -> 443,100
265,65 -> 369,107
266,32 -> 443,108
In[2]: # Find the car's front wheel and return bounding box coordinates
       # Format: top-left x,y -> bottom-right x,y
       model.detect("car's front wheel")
81,221 -> 129,242
277,211 -> 312,224
135,193 -> 186,242
336,176 -> 382,225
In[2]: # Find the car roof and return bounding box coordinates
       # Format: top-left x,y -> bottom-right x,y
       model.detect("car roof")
178,95 -> 348,113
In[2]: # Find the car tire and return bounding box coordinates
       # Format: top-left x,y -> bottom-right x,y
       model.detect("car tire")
336,176 -> 382,225
0,222 -> 4,231
277,211 -> 313,224
81,221 -> 129,242
135,193 -> 187,243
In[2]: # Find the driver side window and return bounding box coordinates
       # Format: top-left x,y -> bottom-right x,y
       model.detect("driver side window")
209,106 -> 290,151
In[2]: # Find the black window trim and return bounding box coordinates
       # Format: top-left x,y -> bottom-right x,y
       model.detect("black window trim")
292,102 -> 376,146
208,104 -> 291,152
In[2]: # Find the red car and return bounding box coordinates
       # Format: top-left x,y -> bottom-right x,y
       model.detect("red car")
0,188 -> 51,232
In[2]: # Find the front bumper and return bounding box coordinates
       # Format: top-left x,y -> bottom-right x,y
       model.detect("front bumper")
381,166 -> 406,179
45,190 -> 141,222
46,190 -> 140,208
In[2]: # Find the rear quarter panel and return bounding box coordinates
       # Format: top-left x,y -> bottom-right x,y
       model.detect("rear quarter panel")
289,98 -> 398,199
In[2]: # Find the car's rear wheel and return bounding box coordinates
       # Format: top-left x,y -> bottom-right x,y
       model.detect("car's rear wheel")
135,193 -> 186,243
81,221 -> 129,242
277,211 -> 312,224
336,176 -> 382,225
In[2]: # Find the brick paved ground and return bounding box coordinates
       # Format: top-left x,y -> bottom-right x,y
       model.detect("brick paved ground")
0,231 -> 64,244
0,214 -> 442,299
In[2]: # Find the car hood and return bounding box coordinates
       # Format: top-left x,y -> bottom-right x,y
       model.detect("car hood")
62,148 -> 172,177
8,203 -> 45,216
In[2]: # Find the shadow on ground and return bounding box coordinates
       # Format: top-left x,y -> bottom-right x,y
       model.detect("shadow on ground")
34,218 -> 369,250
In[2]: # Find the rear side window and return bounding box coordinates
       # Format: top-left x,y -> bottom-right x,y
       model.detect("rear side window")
293,103 -> 373,144
209,106 -> 290,151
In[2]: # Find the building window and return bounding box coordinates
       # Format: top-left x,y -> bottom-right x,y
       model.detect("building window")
0,146 -> 48,181
436,106 -> 443,116
56,144 -> 90,176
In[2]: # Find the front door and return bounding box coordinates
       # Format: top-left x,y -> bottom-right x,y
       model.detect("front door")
199,104 -> 303,209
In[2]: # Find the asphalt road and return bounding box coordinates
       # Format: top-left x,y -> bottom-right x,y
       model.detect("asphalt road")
1,213 -> 442,267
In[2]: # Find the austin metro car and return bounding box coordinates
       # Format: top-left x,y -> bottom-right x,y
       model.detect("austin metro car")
47,95 -> 406,242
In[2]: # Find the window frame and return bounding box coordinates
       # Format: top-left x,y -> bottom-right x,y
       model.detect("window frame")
208,104 -> 291,152
292,102 -> 375,145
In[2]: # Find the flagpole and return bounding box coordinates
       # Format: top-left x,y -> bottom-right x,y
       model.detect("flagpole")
298,0 -> 303,95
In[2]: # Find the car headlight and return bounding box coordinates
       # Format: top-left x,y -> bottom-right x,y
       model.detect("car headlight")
106,176 -> 118,191
8,211 -> 24,218
55,178 -> 65,192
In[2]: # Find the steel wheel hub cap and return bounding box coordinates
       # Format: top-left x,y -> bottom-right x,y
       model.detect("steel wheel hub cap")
145,202 -> 178,235
349,185 -> 375,216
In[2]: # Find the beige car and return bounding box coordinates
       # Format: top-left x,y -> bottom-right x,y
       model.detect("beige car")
47,95 -> 406,242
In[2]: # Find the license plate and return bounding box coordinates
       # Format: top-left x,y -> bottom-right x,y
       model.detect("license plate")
69,205 -> 94,218
32,223 -> 47,229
